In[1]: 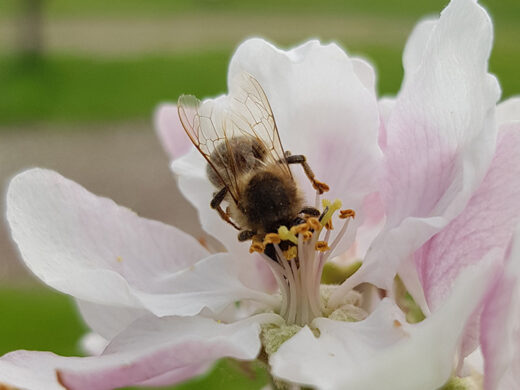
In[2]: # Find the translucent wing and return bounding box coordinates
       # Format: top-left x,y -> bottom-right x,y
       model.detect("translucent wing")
177,72 -> 291,204
226,72 -> 291,178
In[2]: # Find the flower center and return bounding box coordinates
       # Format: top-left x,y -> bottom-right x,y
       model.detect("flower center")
251,197 -> 355,326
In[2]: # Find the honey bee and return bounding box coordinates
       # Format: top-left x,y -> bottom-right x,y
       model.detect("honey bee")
178,72 -> 329,245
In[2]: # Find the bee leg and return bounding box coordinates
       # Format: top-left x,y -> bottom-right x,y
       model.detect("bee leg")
211,187 -> 240,230
299,206 -> 320,217
285,152 -> 330,194
238,230 -> 256,242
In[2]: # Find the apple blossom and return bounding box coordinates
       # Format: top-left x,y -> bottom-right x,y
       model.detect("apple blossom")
1,0 -> 520,389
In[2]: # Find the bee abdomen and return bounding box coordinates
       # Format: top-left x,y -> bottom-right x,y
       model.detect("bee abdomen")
244,170 -> 302,233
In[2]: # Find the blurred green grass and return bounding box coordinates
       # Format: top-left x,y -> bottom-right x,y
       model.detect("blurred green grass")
2,0 -> 520,22
0,286 -> 86,356
0,51 -> 228,124
1,41 -> 518,126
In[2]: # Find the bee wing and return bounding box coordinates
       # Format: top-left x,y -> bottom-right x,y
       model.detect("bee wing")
177,94 -> 241,203
226,72 -> 292,179
177,73 -> 291,204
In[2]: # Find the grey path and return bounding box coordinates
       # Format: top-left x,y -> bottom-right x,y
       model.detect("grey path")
0,122 -> 204,284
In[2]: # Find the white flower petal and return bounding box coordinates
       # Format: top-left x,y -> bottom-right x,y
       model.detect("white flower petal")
351,57 -> 377,94
172,149 -> 247,256
154,103 -> 193,159
497,97 -> 520,125
79,332 -> 108,356
172,149 -> 279,294
7,169 -> 274,317
228,38 -> 382,223
272,250 -> 501,389
401,18 -> 436,85
76,300 -> 147,340
174,39 -> 382,260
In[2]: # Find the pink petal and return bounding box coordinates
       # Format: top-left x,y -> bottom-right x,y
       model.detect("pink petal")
0,351 -> 81,390
330,0 -> 500,305
481,228 -> 520,390
154,103 -> 192,159
0,314 -> 280,390
416,124 -> 520,311
58,313 -> 281,390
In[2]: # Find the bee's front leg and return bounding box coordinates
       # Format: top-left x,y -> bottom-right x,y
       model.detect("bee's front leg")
284,151 -> 330,194
211,187 -> 240,230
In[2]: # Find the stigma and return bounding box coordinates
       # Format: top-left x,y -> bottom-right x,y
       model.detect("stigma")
251,197 -> 356,326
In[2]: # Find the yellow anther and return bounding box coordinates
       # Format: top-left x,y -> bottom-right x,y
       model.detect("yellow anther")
307,217 -> 322,231
278,226 -> 298,245
324,219 -> 334,230
263,233 -> 281,245
249,240 -> 265,253
290,223 -> 309,235
283,246 -> 298,260
339,209 -> 356,219
320,199 -> 342,227
315,241 -> 330,252
116,256 -> 123,263
302,231 -> 313,241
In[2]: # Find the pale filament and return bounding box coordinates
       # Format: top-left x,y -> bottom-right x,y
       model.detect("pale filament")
260,191 -> 354,326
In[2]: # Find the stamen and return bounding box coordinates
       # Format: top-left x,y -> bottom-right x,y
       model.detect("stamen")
307,217 -> 322,231
324,219 -> 334,230
315,241 -> 330,252
278,226 -> 298,245
283,246 -> 298,260
290,223 -> 309,235
263,233 -> 281,245
249,239 -> 265,253
340,209 -> 356,219
302,231 -> 313,241
314,180 -> 330,193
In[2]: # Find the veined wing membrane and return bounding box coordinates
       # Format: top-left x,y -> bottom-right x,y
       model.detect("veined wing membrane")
226,73 -> 292,178
177,72 -> 291,204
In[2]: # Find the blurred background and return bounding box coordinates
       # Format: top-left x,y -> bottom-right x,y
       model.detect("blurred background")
0,0 -> 518,388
